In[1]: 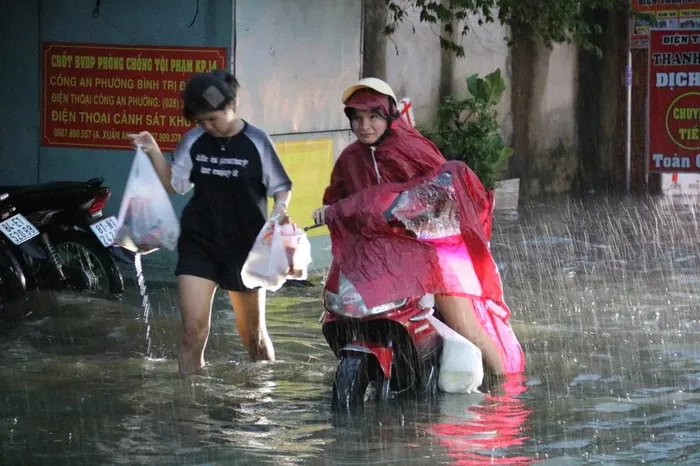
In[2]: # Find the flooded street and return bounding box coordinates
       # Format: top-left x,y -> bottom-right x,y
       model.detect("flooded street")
2,195 -> 700,465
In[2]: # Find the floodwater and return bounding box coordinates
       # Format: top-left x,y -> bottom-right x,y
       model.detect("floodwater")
1,195 -> 700,465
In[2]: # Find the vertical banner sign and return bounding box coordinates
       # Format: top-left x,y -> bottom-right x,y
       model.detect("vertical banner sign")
631,1 -> 700,49
42,43 -> 227,151
631,11 -> 653,49
647,29 -> 700,173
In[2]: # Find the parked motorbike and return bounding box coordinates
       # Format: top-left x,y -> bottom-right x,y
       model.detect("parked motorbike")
319,173 -> 464,410
0,193 -> 35,302
0,178 -> 128,294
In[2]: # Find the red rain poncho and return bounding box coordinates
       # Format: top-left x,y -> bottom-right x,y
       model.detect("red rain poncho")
324,160 -> 499,304
322,88 -> 524,374
323,88 -> 499,305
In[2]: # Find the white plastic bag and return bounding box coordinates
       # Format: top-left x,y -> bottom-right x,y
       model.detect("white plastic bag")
114,145 -> 180,254
241,220 -> 287,291
241,220 -> 313,291
428,314 -> 484,394
279,223 -> 312,281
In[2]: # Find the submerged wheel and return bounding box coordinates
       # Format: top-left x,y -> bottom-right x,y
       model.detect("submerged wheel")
332,355 -> 384,411
0,249 -> 26,301
51,229 -> 124,294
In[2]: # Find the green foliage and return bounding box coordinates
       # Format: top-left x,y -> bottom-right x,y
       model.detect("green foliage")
384,0 -> 632,57
421,69 -> 512,190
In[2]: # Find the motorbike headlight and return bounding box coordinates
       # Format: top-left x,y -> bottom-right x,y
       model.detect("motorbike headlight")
323,274 -> 406,318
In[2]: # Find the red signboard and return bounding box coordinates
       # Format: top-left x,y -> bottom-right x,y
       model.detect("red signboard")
647,29 -> 700,173
634,0 -> 698,12
41,42 -> 227,151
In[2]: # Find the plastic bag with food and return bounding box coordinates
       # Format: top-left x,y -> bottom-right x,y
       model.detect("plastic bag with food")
114,145 -> 180,254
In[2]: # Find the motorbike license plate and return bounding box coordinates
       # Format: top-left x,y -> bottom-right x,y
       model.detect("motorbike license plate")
90,216 -> 118,247
0,214 -> 40,245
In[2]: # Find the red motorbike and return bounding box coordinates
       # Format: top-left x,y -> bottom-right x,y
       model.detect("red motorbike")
316,172 -> 463,410
321,262 -> 442,410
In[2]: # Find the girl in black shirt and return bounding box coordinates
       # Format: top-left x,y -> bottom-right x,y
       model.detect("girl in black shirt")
128,70 -> 292,376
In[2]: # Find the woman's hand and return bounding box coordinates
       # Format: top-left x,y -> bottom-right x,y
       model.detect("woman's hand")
127,131 -> 160,156
270,201 -> 289,224
312,206 -> 329,226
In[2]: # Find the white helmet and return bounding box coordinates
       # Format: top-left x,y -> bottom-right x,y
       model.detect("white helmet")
341,77 -> 398,105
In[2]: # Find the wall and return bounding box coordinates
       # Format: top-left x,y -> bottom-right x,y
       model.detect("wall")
0,0 -> 592,274
34,0 -> 234,216
451,20 -> 513,147
0,0 -> 362,274
0,0 -> 41,186
236,0 -> 362,135
381,7 -> 581,196
0,0 -> 233,213
384,8 -> 443,127
235,0 -> 362,241
0,0 -> 592,208
1,0 -> 357,216
384,8 -> 513,135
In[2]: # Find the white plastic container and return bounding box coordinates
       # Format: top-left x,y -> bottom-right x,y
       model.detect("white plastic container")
428,314 -> 484,393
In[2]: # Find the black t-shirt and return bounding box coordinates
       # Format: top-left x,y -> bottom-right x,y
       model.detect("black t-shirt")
170,121 -> 292,256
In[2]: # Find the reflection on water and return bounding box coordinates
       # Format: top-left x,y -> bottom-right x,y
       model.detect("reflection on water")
1,195 -> 700,464
430,377 -> 533,465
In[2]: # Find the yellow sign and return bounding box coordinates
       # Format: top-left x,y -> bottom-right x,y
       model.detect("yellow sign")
656,10 -> 678,20
655,9 -> 680,28
680,8 -> 700,18
274,138 -> 334,237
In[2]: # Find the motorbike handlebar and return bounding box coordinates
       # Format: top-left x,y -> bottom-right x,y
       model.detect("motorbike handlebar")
303,224 -> 324,232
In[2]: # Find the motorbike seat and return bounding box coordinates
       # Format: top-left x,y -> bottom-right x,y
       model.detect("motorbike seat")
0,181 -> 90,196
0,179 -> 105,211
0,178 -> 103,199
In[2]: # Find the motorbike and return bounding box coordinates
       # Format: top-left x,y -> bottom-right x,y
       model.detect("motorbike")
0,178 -> 129,294
0,193 -> 35,302
318,172 -> 465,411
322,263 -> 442,410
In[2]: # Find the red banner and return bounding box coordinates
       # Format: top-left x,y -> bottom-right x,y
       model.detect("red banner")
647,29 -> 700,173
41,42 -> 227,151
634,0 -> 699,12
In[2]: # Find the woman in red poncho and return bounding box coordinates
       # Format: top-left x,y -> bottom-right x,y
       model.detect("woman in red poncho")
312,78 -> 524,376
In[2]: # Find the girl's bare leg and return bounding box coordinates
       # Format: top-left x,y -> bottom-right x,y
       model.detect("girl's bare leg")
228,289 -> 274,361
177,275 -> 217,376
436,294 -> 505,375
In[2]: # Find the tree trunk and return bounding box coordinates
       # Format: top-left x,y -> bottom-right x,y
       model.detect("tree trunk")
511,29 -> 580,203
362,0 -> 388,79
438,0 -> 455,101
576,8 -> 627,194
510,32 -> 537,202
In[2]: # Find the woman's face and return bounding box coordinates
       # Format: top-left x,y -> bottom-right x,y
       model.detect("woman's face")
350,109 -> 388,145
194,103 -> 237,137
